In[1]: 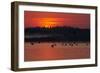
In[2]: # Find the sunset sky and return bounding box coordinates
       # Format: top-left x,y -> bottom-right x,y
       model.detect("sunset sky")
24,11 -> 90,29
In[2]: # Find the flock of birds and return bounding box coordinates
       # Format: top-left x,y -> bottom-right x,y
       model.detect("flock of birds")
29,42 -> 89,48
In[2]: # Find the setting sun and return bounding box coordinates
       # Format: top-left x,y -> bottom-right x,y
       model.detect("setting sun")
38,18 -> 58,28
44,25 -> 50,28
25,11 -> 90,29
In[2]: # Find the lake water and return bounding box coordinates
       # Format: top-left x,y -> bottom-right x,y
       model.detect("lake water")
24,42 -> 90,61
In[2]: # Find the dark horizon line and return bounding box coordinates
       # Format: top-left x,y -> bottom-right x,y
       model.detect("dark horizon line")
25,26 -> 90,29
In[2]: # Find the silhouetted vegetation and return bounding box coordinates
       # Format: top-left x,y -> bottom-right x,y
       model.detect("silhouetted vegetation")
25,26 -> 90,42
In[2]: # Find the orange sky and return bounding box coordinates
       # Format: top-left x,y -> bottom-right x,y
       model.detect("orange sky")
24,11 -> 90,29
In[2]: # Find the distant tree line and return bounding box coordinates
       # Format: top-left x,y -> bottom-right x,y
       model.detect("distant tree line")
25,26 -> 90,42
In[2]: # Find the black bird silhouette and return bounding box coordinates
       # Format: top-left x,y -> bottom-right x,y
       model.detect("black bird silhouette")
69,43 -> 73,46
31,42 -> 34,45
51,44 -> 55,48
